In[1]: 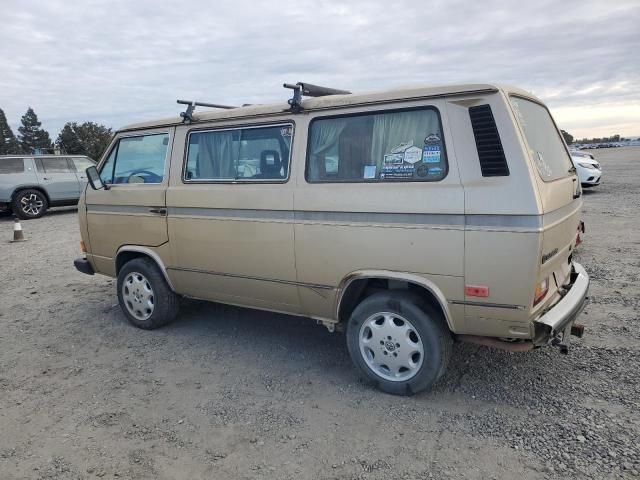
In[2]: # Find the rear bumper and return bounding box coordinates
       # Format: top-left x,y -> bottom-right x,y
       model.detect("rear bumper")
533,262 -> 589,345
74,257 -> 94,275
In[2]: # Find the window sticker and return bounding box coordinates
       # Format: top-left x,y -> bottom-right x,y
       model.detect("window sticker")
363,165 -> 377,179
403,146 -> 422,164
390,141 -> 414,154
424,133 -> 441,144
384,153 -> 405,165
535,151 -> 552,178
422,145 -> 441,163
380,165 -> 415,179
428,166 -> 444,176
280,126 -> 293,137
416,164 -> 429,177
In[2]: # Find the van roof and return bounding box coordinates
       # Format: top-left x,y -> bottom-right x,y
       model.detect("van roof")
120,83 -> 539,132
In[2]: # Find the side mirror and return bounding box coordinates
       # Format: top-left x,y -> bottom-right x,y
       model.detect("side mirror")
86,166 -> 109,190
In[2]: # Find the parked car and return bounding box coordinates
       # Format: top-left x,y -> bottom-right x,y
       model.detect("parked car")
569,149 -> 595,160
74,82 -> 589,395
0,155 -> 96,219
571,154 -> 602,187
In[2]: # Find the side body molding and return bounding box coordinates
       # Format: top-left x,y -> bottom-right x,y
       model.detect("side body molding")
335,270 -> 454,330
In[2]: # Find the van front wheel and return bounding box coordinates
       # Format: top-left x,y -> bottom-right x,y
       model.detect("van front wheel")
117,257 -> 179,329
346,291 -> 452,396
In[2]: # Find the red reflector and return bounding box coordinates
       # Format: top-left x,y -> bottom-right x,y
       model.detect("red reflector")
576,234 -> 582,246
465,285 -> 490,297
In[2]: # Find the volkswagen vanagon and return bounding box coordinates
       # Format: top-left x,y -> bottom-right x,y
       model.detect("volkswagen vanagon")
74,83 -> 589,395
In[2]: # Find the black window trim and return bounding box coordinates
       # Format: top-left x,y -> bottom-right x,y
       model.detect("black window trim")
182,120 -> 296,185
97,131 -> 171,186
508,94 -> 574,183
304,104 -> 449,184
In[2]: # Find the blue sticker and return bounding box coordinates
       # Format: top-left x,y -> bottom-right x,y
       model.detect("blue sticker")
422,145 -> 441,163
428,166 -> 444,176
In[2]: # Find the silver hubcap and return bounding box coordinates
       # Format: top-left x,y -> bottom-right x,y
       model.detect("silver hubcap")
359,312 -> 424,382
21,193 -> 43,215
122,272 -> 155,320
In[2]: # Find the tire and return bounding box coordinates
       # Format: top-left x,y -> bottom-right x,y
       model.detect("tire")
116,257 -> 179,329
12,189 -> 48,219
346,291 -> 453,396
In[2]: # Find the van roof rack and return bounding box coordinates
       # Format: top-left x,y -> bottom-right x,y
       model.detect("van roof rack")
283,82 -> 351,112
177,99 -> 238,123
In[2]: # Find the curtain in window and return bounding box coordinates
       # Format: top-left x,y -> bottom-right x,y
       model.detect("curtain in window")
198,131 -> 237,179
370,110 -> 441,170
308,118 -> 349,180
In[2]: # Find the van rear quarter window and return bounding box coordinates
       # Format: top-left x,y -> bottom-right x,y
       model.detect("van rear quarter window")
0,158 -> 24,174
510,97 -> 572,181
306,108 -> 447,183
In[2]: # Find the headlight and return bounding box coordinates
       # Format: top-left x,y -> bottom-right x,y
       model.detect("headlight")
578,162 -> 596,169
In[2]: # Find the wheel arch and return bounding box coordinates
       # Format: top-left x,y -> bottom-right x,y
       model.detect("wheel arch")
336,270 -> 454,332
11,185 -> 51,204
115,246 -> 175,291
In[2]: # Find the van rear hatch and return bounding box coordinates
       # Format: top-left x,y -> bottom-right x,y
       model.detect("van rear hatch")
510,96 -> 582,311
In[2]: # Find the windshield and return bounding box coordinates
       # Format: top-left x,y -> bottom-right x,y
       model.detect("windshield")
510,97 -> 573,181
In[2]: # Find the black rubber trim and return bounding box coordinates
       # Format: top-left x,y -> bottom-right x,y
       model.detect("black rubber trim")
74,258 -> 94,275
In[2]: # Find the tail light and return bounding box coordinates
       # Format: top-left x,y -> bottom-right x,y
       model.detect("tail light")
533,277 -> 549,306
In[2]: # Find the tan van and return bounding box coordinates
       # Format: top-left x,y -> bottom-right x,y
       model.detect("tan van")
75,82 -> 589,395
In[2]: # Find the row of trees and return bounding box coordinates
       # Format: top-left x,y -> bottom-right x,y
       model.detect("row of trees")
0,107 -> 113,160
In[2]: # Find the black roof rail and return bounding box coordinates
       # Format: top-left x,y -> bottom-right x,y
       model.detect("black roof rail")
177,100 -> 238,123
283,82 -> 351,112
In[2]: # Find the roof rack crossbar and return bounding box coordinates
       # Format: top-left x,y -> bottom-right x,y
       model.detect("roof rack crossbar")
283,82 -> 351,111
177,99 -> 238,123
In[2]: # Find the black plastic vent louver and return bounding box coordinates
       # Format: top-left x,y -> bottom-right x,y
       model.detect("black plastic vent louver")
469,104 -> 509,177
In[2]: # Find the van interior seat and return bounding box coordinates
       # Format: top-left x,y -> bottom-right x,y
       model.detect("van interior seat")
259,150 -> 282,178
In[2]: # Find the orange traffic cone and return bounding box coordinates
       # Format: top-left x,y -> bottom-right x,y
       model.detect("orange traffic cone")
10,217 -> 26,242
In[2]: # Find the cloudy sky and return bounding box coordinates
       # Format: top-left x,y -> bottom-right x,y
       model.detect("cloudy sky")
1,0 -> 638,139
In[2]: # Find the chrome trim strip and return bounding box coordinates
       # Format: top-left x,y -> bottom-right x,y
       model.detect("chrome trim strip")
166,266 -> 335,291
87,204 -> 156,215
448,300 -> 526,310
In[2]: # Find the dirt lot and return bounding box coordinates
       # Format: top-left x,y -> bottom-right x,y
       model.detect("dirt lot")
1,147 -> 638,479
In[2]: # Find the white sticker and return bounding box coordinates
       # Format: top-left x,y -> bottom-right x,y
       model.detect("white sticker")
403,146 -> 422,164
384,153 -> 405,165
364,165 -> 377,179
390,141 -> 413,154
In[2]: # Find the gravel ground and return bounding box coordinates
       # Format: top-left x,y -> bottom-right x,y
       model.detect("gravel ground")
0,147 -> 638,480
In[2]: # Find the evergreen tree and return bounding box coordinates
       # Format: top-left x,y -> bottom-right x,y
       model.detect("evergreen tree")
0,108 -> 22,154
18,107 -> 52,154
56,121 -> 113,160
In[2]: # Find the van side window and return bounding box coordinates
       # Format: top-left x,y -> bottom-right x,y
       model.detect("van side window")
184,124 -> 292,182
306,108 -> 447,183
100,133 -> 169,184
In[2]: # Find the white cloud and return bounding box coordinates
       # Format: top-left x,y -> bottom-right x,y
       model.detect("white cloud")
0,0 -> 638,138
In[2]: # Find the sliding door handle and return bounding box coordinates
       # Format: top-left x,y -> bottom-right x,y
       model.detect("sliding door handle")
149,208 -> 167,216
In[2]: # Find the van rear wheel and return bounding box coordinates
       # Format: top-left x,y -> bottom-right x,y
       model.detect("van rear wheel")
346,291 -> 452,396
117,257 -> 179,329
